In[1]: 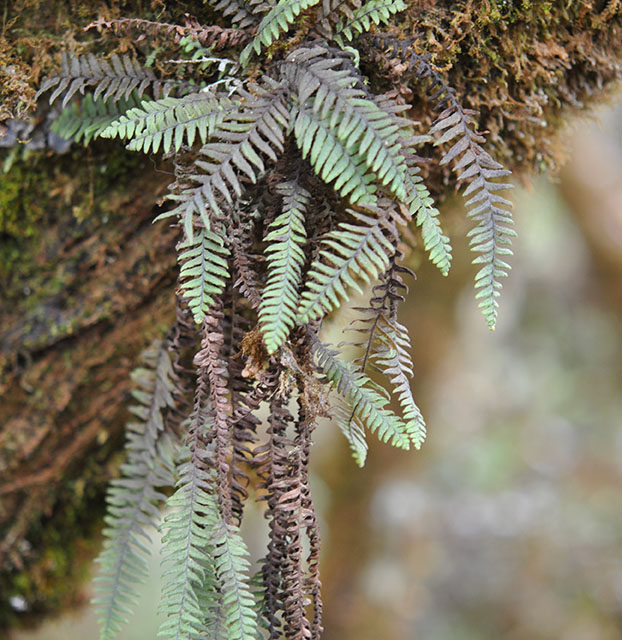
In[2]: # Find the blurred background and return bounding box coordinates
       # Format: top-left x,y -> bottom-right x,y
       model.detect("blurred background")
9,98 -> 622,640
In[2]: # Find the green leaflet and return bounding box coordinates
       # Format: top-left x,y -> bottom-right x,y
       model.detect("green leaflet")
178,225 -> 230,325
258,180 -> 309,354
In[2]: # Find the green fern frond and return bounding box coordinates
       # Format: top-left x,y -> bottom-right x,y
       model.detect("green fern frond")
240,0 -> 322,67
312,339 -> 410,454
430,106 -> 514,328
210,520 -> 259,640
297,205 -> 406,323
93,340 -> 178,640
373,321 -> 426,449
178,225 -> 230,324
258,180 -> 309,354
100,93 -> 239,154
163,82 -> 290,230
51,93 -> 139,145
158,455 -> 219,640
335,0 -> 406,43
35,51 -> 181,108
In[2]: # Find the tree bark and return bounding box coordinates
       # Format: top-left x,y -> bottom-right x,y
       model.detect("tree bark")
0,0 -> 621,630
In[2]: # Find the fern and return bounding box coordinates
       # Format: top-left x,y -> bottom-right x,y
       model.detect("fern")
430,105 -> 515,328
35,51 -> 181,108
178,225 -> 230,324
100,92 -> 239,154
335,0 -> 406,43
240,0 -> 322,66
297,204 -> 406,323
258,180 -> 309,354
210,520 -> 259,640
93,340 -> 178,640
312,338 -> 410,453
164,81 -> 290,228
51,93 -> 139,145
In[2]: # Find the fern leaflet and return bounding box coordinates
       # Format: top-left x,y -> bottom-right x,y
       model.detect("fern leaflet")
258,180 -> 309,354
335,0 -> 406,43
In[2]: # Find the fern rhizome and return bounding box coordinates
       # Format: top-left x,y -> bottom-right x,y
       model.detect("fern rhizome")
36,2 -> 514,638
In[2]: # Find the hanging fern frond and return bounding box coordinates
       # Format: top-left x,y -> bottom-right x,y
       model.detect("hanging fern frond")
373,320 -> 426,449
51,93 -> 139,145
178,225 -> 230,324
35,51 -> 183,108
240,0 -> 322,67
210,519 -> 259,640
333,398 -> 369,466
430,105 -> 514,328
93,340 -> 178,640
164,81 -> 290,228
100,92 -> 238,154
335,0 -> 406,44
312,338 -> 410,454
297,203 -> 408,323
258,180 -> 310,354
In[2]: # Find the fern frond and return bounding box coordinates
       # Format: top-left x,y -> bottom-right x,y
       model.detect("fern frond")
100,93 -> 238,154
258,180 -> 309,354
430,106 -> 514,328
35,51 -> 180,108
373,320 -> 426,449
312,338 -> 410,454
297,204 -> 407,323
335,0 -> 406,43
158,452 -> 218,640
93,340 -> 178,640
178,225 -> 230,324
51,93 -> 139,145
240,0 -> 322,67
164,82 -> 290,229
333,399 -> 368,466
210,520 -> 259,640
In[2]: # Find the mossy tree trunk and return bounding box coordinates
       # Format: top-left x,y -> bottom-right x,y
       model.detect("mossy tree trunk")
0,0 -> 620,632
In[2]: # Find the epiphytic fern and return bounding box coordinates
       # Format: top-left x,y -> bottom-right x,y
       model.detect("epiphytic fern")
334,0 -> 407,44
93,338 -> 179,640
33,3 -> 517,637
297,203 -> 406,322
258,180 -> 309,354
